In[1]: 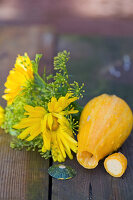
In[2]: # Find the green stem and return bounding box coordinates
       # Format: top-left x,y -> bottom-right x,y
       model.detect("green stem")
34,72 -> 47,88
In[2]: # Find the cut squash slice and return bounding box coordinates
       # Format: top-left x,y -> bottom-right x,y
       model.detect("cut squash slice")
104,152 -> 127,177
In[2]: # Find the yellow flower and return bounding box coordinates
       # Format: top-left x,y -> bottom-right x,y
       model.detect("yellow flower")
0,106 -> 5,126
14,93 -> 79,162
2,53 -> 33,105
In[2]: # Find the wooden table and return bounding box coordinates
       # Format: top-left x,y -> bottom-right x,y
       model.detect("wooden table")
0,127 -> 133,200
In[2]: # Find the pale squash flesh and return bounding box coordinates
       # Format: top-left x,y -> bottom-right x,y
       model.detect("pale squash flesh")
77,94 -> 133,169
104,152 -> 127,177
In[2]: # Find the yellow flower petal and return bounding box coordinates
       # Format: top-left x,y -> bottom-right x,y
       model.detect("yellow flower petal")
59,134 -> 73,160
24,105 -> 46,117
56,133 -> 66,159
42,130 -> 51,151
0,106 -> 4,126
65,108 -> 79,115
18,126 -> 33,139
61,130 -> 77,145
48,93 -> 78,113
24,105 -> 35,112
41,114 -> 48,132
47,113 -> 53,130
51,132 -> 65,162
26,127 -> 42,141
14,118 -> 41,129
48,97 -> 57,112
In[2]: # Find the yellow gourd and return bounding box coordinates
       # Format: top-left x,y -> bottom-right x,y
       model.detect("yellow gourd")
77,94 -> 133,169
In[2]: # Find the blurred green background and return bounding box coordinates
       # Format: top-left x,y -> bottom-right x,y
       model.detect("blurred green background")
57,35 -> 133,108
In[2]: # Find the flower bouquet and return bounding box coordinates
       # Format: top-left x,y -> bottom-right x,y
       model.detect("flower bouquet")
0,51 -> 84,162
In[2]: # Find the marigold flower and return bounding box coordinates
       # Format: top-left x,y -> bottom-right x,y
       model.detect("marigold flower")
2,53 -> 33,105
14,93 -> 78,162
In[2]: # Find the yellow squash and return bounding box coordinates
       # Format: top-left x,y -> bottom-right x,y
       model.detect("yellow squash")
77,94 -> 133,169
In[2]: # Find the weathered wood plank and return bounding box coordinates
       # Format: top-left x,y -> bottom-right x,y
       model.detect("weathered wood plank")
0,129 -> 49,200
52,134 -> 133,200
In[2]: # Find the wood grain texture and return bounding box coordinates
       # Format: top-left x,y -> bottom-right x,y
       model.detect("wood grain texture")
52,133 -> 133,200
0,129 -> 49,200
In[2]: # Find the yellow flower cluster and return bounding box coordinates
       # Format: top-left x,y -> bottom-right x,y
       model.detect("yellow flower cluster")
0,106 -> 4,126
3,53 -> 33,105
14,93 -> 78,162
